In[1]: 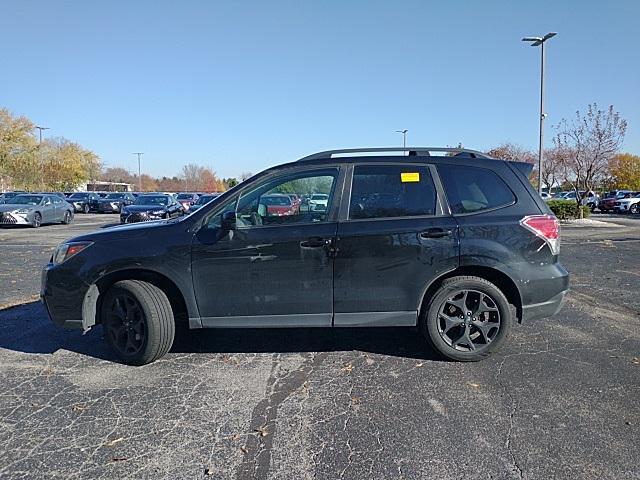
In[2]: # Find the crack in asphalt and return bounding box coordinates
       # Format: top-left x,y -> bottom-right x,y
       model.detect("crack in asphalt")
236,352 -> 328,480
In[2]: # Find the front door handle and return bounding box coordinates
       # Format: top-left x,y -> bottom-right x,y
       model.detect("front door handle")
300,237 -> 331,248
419,228 -> 453,239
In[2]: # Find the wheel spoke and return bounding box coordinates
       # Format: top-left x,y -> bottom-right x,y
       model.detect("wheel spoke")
475,293 -> 498,315
448,290 -> 469,311
439,313 -> 463,334
472,319 -> 498,344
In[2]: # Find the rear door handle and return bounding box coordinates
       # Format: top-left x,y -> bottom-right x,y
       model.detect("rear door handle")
300,237 -> 331,248
420,228 -> 453,239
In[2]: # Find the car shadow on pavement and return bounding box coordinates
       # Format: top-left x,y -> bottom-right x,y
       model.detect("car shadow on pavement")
0,302 -> 441,363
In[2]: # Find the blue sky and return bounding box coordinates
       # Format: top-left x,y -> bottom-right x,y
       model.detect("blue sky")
1,0 -> 638,179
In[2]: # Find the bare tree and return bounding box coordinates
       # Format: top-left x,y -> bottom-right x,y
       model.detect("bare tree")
239,171 -> 253,182
486,143 -> 536,164
554,104 -> 626,217
539,146 -> 565,192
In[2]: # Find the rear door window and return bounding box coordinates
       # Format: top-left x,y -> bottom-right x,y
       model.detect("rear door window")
349,165 -> 436,219
437,164 -> 516,214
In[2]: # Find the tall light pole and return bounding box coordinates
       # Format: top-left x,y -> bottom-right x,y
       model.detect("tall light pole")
133,152 -> 144,191
35,126 -> 50,190
522,32 -> 557,194
396,129 -> 408,155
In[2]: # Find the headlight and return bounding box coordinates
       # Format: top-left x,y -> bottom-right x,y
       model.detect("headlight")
52,241 -> 93,265
150,210 -> 164,216
15,209 -> 31,215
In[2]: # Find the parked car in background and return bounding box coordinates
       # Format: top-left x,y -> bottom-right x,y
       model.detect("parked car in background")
96,192 -> 136,213
599,190 -> 634,213
260,194 -> 299,217
42,146 -> 568,365
540,192 -> 553,201
0,191 -> 27,204
189,193 -> 221,213
0,194 -> 73,227
176,193 -> 200,211
120,194 -> 184,223
308,193 -> 329,212
614,192 -> 640,214
67,192 -> 101,213
561,190 -> 599,211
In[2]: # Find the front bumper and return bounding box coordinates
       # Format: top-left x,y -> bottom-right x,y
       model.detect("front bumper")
40,262 -> 91,329
0,212 -> 30,225
98,203 -> 120,213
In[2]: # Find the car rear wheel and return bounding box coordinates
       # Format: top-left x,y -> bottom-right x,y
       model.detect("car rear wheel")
101,280 -> 175,365
420,276 -> 512,362
83,204 -> 90,214
31,212 -> 41,228
630,203 -> 639,214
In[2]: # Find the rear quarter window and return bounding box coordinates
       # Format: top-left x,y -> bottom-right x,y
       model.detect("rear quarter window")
437,164 -> 515,214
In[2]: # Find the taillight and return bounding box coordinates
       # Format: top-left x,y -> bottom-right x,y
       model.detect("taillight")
520,215 -> 560,255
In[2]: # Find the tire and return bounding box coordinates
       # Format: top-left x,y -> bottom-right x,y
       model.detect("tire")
62,210 -> 73,224
630,203 -> 639,214
83,204 -> 90,214
31,212 -> 42,228
100,280 -> 175,365
420,276 -> 512,362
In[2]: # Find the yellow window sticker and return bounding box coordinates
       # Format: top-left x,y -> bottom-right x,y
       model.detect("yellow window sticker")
400,172 -> 420,183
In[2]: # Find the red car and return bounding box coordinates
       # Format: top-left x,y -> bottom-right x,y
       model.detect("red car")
176,193 -> 199,211
261,194 -> 298,216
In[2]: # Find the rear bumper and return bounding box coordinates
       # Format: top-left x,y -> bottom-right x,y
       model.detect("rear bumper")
521,289 -> 568,322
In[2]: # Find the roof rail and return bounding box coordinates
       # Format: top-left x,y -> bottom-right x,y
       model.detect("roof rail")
298,147 -> 493,161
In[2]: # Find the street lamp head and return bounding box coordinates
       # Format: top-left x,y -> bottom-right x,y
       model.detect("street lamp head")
522,33 -> 557,46
395,129 -> 408,134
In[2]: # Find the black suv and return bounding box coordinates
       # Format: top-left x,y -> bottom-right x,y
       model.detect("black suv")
41,147 -> 569,365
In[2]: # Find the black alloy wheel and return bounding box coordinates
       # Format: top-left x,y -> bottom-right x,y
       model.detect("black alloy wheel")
436,289 -> 500,352
421,276 -> 512,362
101,280 -> 175,365
83,203 -> 90,214
32,212 -> 42,228
103,291 -> 147,358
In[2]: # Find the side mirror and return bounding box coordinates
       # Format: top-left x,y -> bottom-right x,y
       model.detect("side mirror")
221,211 -> 237,231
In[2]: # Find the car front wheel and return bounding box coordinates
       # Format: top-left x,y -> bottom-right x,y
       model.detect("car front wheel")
101,280 -> 175,365
420,276 -> 512,362
31,212 -> 42,228
630,204 -> 639,214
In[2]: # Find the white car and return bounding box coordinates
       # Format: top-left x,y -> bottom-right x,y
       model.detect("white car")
308,193 -> 329,211
614,192 -> 640,214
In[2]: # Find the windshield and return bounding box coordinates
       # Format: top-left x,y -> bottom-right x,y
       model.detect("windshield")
134,195 -> 168,206
311,194 -> 328,200
176,194 -> 194,200
68,193 -> 88,199
262,196 -> 291,206
196,195 -> 216,205
105,193 -> 125,199
11,195 -> 42,205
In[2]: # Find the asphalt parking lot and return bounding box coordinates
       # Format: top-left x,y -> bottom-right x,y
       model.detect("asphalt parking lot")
1,214 -> 639,479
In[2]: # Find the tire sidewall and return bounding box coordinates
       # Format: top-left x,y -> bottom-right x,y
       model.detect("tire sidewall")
32,213 -> 41,228
424,278 -> 512,361
101,285 -> 151,364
